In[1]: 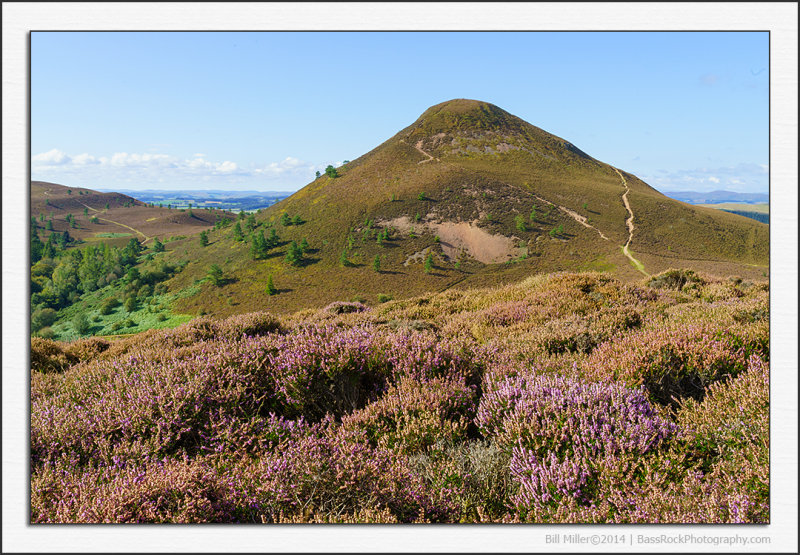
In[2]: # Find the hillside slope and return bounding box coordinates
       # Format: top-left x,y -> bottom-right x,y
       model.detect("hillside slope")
31,181 -> 234,248
162,99 -> 768,317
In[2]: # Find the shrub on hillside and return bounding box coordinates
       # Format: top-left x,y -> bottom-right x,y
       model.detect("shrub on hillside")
64,336 -> 110,363
324,301 -> 369,315
647,268 -> 705,291
342,376 -> 478,454
582,323 -> 765,405
30,337 -> 75,373
477,371 -> 675,520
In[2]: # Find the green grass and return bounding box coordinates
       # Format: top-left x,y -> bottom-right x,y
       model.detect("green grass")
580,256 -> 616,273
96,232 -> 132,238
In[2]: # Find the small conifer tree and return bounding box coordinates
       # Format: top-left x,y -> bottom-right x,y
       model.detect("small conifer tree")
339,248 -> 351,267
423,252 -> 434,274
372,254 -> 381,273
285,240 -> 303,266
266,274 -> 277,295
206,264 -> 224,286
515,214 -> 526,232
232,222 -> 244,241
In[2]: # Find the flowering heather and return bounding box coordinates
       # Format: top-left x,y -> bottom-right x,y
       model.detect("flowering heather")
30,270 -> 769,523
583,322 -> 765,404
477,372 -> 675,457
342,376 -> 478,454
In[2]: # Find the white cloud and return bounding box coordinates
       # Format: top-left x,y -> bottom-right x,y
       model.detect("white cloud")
254,156 -> 315,176
640,162 -> 769,194
109,152 -> 174,167
32,148 -> 70,165
71,153 -> 99,166
31,148 -> 318,190
216,161 -> 238,173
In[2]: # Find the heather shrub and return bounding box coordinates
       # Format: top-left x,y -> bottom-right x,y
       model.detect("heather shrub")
63,336 -> 111,363
477,371 -> 675,520
324,301 -> 369,315
31,455 -> 238,523
263,324 -> 392,419
31,337 -> 288,467
342,376 -> 478,454
477,372 -> 675,457
582,323 -> 762,404
671,354 -> 770,522
222,424 -> 460,523
647,268 -> 705,291
28,268 -> 770,524
410,439 -> 513,521
215,311 -> 283,339
30,337 -> 75,373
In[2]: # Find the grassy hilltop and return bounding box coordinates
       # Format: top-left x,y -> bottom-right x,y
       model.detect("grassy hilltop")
157,99 -> 768,318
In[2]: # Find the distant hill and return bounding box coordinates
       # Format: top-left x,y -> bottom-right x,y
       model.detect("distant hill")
663,190 -> 769,205
100,189 -> 294,212
31,181 -> 236,248
155,99 -> 768,318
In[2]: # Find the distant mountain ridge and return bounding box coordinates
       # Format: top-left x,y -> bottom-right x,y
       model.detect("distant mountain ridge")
99,189 -> 295,198
663,190 -> 769,204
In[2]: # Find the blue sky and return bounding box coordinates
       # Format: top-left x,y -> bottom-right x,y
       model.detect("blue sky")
31,31 -> 769,194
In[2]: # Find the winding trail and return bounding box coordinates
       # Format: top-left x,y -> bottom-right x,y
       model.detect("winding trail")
401,139 -> 440,164
78,200 -> 151,244
528,192 -> 610,241
414,140 -> 437,163
397,139 -> 646,277
613,168 -> 648,276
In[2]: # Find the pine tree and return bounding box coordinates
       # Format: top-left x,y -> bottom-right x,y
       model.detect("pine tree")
339,248 -> 351,267
280,212 -> 291,227
267,228 -> 279,248
266,274 -> 277,296
372,254 -> 381,273
423,252 -> 434,274
199,230 -> 209,247
285,240 -> 303,266
31,229 -> 44,264
250,231 -> 267,260
206,264 -> 224,286
232,222 -> 244,241
152,237 -> 165,253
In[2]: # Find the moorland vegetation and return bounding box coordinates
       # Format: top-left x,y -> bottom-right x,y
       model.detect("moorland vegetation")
31,269 -> 769,523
